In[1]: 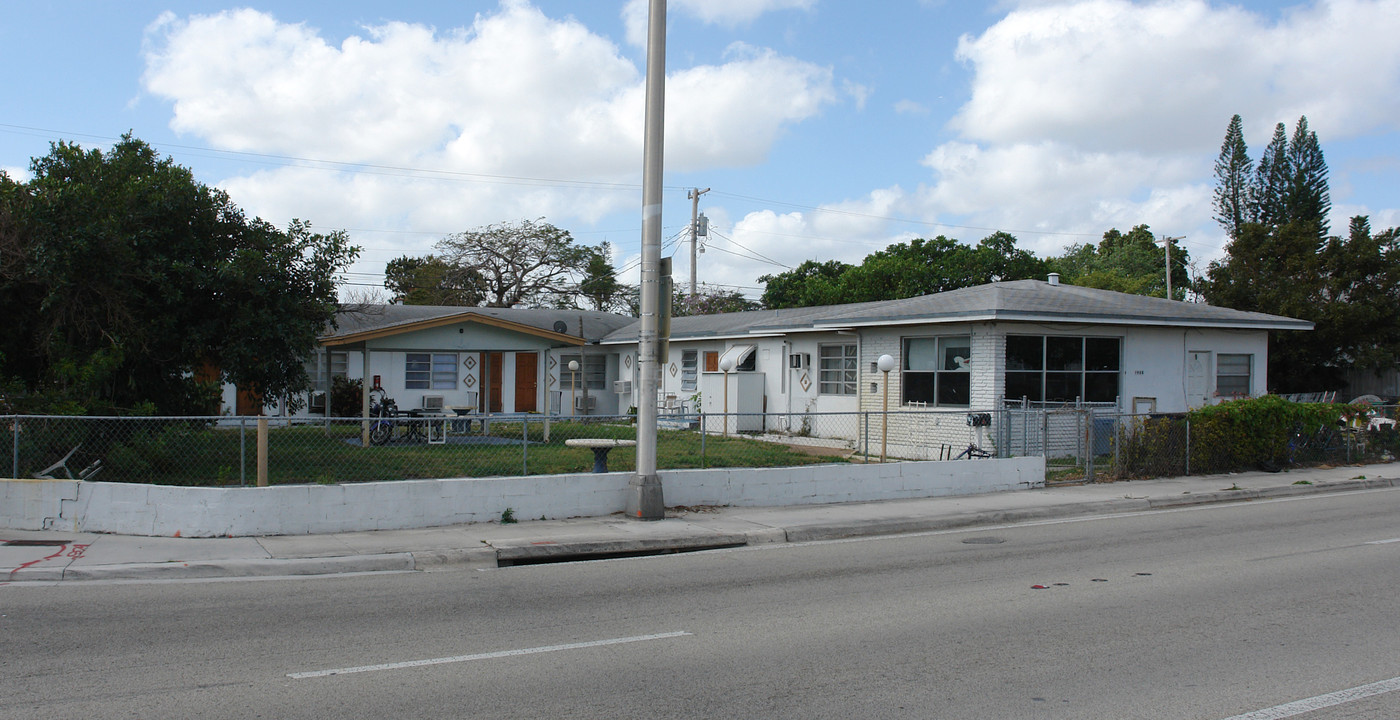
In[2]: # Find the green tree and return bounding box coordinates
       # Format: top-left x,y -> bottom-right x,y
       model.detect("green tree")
0,135 -> 357,414
1250,122 -> 1291,227
577,242 -> 631,313
1212,114 -> 1253,240
758,259 -> 852,309
1049,225 -> 1188,299
435,218 -> 589,307
383,254 -> 485,305
673,286 -> 762,316
758,232 -> 1045,308
1285,116 -> 1331,237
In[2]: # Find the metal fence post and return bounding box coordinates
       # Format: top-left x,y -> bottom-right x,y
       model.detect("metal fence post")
11,417 -> 19,479
1184,417 -> 1191,476
522,417 -> 529,476
863,411 -> 870,462
239,417 -> 247,487
699,411 -> 707,468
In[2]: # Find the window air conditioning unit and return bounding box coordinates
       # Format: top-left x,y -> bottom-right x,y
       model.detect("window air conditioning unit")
422,395 -> 445,411
788,353 -> 810,369
574,395 -> 597,412
613,380 -> 633,394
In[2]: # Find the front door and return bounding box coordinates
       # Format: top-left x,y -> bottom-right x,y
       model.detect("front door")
486,352 -> 504,412
514,352 -> 538,412
1186,351 -> 1211,408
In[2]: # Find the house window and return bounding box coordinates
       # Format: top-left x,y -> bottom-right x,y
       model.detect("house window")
1217,354 -> 1252,396
304,351 -> 348,392
902,336 -> 971,407
681,350 -> 698,391
819,344 -> 858,395
1005,336 -> 1121,403
560,354 -> 607,390
406,353 -> 457,390
704,351 -> 719,373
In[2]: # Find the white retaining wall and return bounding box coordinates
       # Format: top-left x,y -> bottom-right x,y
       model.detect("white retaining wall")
2,456 -> 1044,537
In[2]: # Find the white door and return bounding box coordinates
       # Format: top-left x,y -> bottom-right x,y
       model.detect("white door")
1186,351 -> 1211,408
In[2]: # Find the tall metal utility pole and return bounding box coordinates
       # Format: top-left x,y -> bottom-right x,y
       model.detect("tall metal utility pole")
628,0 -> 666,521
688,187 -> 709,298
1160,236 -> 1183,300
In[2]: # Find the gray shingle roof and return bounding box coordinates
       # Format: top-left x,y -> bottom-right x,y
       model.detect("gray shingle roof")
325,305 -> 635,342
600,279 -> 1311,343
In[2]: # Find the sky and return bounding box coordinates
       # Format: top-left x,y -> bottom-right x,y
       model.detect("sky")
4,0 -> 1400,303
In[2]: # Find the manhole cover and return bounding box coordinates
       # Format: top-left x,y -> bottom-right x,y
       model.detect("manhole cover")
3,540 -> 71,547
962,537 -> 1005,545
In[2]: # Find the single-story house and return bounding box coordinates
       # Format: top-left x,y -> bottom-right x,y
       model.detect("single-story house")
598,275 -> 1310,456
227,275 -> 1310,458
219,305 -> 634,418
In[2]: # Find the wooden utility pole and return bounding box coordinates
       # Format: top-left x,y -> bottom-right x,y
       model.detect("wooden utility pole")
688,187 -> 709,298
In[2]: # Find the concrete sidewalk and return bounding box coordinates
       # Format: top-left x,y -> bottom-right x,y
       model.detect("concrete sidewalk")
4,462 -> 1397,583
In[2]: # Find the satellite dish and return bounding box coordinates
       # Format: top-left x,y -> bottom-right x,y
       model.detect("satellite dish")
553,320 -> 568,334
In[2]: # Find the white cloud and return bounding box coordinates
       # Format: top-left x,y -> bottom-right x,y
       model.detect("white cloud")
140,2 -> 837,265
1,165 -> 29,182
952,0 -> 1400,152
891,0 -> 1400,261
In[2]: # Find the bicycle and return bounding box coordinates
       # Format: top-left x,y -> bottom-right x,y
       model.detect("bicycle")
954,443 -> 992,460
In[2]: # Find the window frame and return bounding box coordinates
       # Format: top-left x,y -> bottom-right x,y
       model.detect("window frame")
405,352 -> 458,390
681,350 -> 698,392
900,335 -> 971,407
560,354 -> 607,391
818,343 -> 858,396
1216,353 -> 1252,397
1004,335 -> 1121,404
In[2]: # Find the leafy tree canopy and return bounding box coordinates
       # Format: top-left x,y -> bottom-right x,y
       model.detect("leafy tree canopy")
383,254 -> 485,306
759,232 -> 1047,309
1048,225 -> 1189,299
0,135 -> 358,414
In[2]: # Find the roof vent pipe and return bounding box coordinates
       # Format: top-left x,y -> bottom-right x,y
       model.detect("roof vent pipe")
1047,272 -> 1060,286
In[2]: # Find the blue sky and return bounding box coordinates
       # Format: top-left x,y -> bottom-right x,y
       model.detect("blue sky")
4,0 -> 1399,301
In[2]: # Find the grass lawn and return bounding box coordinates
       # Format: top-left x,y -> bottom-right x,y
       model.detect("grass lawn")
62,418 -> 845,486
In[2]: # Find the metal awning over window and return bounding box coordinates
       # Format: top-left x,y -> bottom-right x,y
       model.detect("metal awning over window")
718,344 -> 756,371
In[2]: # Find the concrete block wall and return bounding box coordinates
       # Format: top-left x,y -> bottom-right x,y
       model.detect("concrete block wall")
2,456 -> 1045,537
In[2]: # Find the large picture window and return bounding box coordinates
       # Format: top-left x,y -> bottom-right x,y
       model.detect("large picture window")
1216,354 -> 1252,396
902,336 -> 970,406
1005,336 -> 1120,403
819,344 -> 858,395
406,353 -> 458,390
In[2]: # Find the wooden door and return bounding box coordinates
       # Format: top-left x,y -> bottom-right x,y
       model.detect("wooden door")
1186,351 -> 1210,408
487,352 -> 504,412
704,351 -> 719,372
514,352 -> 538,412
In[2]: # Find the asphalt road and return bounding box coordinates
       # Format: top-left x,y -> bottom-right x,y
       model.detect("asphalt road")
5,488 -> 1400,719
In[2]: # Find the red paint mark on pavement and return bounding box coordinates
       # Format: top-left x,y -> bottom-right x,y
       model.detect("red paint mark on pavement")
5,540 -> 87,579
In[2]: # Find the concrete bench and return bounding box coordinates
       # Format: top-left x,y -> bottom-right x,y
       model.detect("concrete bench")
565,438 -> 637,473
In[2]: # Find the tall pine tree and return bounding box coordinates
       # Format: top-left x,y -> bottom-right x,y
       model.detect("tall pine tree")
1249,122 -> 1291,227
1285,116 -> 1331,237
1211,114 -> 1253,240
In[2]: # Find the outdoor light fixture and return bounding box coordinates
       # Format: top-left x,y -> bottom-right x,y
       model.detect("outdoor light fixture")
719,356 -> 736,437
877,354 -> 896,462
569,360 -> 580,417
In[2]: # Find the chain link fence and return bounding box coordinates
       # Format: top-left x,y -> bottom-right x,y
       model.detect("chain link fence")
7,404 -> 1396,486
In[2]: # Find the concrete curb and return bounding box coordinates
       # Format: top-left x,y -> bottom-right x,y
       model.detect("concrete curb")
11,477 -> 1397,582
10,554 -> 417,582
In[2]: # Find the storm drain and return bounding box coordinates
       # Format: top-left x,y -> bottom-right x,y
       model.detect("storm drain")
496,541 -> 746,567
961,537 -> 1006,545
4,540 -> 72,547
